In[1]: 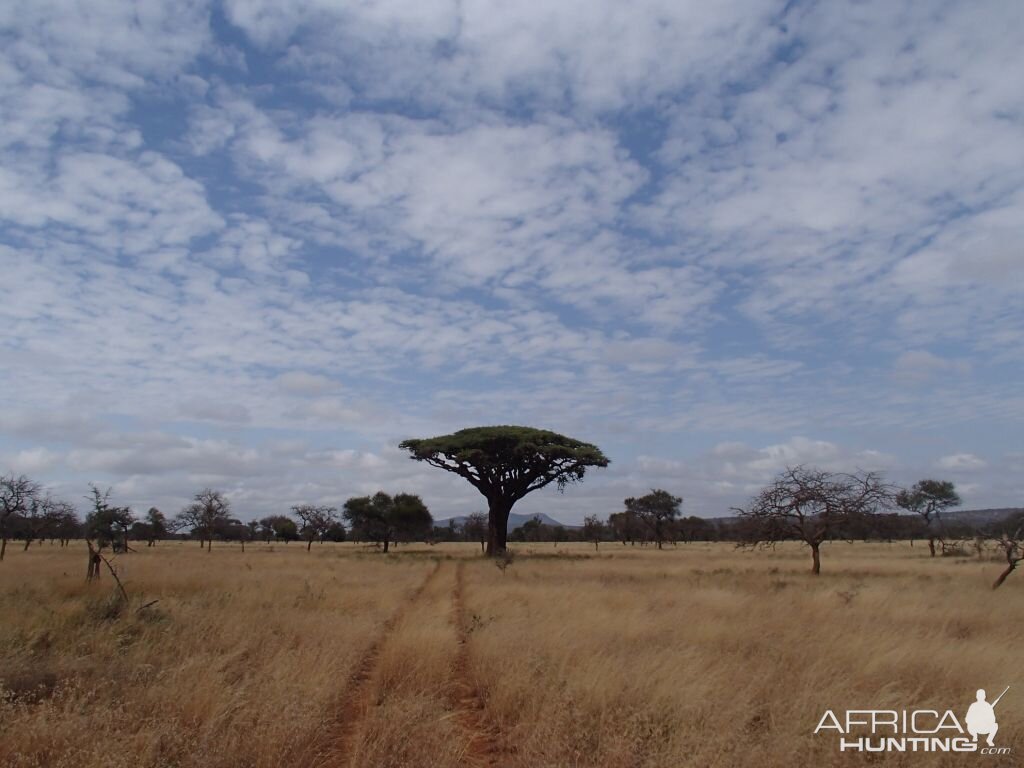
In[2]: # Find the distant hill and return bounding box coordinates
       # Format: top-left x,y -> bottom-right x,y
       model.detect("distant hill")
437,507 -> 1022,532
705,508 -> 1022,527
942,508 -> 1022,526
436,512 -> 574,530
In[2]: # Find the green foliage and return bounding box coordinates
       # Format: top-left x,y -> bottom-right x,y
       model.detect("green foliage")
895,479 -> 961,522
625,489 -> 682,548
323,521 -> 347,542
343,491 -> 432,550
400,426 -> 609,497
582,514 -> 605,541
145,508 -> 167,538
84,485 -> 134,549
608,510 -> 643,543
260,515 -> 299,542
510,516 -> 568,543
400,426 -> 609,554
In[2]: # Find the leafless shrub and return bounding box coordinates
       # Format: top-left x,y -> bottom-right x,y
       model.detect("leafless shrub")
992,526 -> 1023,590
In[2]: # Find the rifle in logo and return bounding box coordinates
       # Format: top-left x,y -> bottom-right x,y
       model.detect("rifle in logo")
966,686 -> 1008,747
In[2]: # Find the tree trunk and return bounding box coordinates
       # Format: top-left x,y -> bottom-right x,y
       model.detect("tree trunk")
207,538 -> 212,552
241,539 -> 245,553
306,539 -> 312,552
486,498 -> 512,556
928,537 -> 936,557
810,542 -> 821,575
0,534 -> 6,561
23,538 -> 30,551
992,562 -> 1017,590
594,541 -> 599,552
383,535 -> 389,554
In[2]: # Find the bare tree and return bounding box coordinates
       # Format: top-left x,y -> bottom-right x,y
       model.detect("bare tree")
291,504 -> 340,551
895,479 -> 961,557
21,496 -> 73,550
82,488 -> 130,600
177,489 -> 232,551
736,466 -> 894,575
992,523 -> 1023,590
51,503 -> 81,547
1,473 -> 41,561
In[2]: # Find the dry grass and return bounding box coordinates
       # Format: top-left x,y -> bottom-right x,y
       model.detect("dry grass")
1,540 -> 1021,767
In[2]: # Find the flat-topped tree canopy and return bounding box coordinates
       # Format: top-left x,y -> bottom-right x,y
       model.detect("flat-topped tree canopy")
399,426 -> 609,555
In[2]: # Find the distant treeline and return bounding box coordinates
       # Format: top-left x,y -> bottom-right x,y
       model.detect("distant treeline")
428,508 -> 1024,548
2,470 -> 1021,558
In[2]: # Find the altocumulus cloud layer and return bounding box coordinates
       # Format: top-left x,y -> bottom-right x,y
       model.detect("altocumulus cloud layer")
2,0 -> 1022,521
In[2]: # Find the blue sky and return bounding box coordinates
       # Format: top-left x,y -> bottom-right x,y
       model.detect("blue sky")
2,0 -> 1022,522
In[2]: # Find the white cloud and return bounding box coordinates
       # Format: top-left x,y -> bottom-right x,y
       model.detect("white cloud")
936,453 -> 987,472
224,0 -> 782,111
1,448 -> 61,475
893,350 -> 970,384
1,1 -> 1022,517
276,371 -> 338,396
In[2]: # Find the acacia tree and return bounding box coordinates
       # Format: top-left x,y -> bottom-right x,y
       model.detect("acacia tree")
736,466 -> 893,575
291,504 -> 340,551
895,479 -> 960,558
220,517 -> 253,551
582,514 -> 606,551
400,426 -> 609,555
260,515 -> 298,543
1,473 -> 41,561
625,489 -> 682,550
343,492 -> 432,553
177,488 -> 232,551
143,508 -> 168,546
85,485 -> 135,553
608,509 -> 642,546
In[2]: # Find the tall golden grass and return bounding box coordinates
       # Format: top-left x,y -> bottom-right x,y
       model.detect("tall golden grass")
0,540 -> 1019,767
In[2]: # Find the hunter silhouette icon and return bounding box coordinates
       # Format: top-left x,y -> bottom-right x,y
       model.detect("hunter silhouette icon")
966,687 -> 1008,747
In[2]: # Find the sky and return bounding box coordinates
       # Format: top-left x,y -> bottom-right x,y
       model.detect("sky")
2,0 -> 1023,524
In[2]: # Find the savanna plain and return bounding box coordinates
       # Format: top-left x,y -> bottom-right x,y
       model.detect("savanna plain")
1,541 -> 1020,768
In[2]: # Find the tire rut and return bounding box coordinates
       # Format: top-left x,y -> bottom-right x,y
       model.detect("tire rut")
451,560 -> 506,767
316,559 -> 444,767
